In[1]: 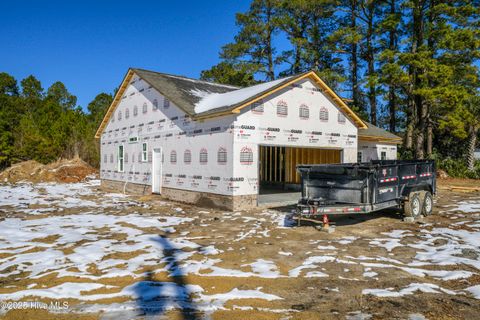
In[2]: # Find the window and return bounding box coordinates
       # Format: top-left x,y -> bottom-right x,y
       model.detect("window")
217,147 -> 227,164
240,147 -> 253,165
125,108 -> 130,119
142,142 -> 148,162
299,104 -> 309,119
103,154 -> 107,163
338,112 -> 346,124
118,145 -> 124,172
133,105 -> 138,116
148,151 -> 152,162
381,151 -> 387,160
129,136 -> 138,144
199,148 -> 208,164
138,152 -> 142,162
277,100 -> 288,117
132,153 -> 135,163
170,150 -> 177,164
153,99 -> 158,110
319,107 -> 329,121
251,101 -> 264,114
357,151 -> 363,163
110,154 -> 114,163
164,98 -> 170,108
142,103 -> 148,114
124,152 -> 128,163
118,111 -> 122,120
184,149 -> 191,164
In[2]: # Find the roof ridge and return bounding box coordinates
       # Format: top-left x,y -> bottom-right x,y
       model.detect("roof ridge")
131,68 -> 240,90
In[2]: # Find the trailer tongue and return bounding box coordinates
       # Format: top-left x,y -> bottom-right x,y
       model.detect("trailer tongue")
294,160 -> 436,225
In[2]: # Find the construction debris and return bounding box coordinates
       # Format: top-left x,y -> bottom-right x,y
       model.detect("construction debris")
0,157 -> 98,183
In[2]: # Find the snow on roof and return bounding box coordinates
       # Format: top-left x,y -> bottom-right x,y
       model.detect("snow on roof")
193,76 -> 292,114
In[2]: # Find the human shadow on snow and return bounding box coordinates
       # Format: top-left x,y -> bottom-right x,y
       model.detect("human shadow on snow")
131,234 -> 200,319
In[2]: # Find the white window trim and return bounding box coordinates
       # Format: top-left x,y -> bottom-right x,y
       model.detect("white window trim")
118,144 -> 124,172
142,142 -> 148,162
381,151 -> 387,160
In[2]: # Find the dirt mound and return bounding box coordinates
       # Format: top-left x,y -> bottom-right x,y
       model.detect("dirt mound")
0,158 -> 98,183
436,169 -> 449,179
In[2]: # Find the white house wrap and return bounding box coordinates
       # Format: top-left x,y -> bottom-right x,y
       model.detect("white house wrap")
96,69 -> 401,210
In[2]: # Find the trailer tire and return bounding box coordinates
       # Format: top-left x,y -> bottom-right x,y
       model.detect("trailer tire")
422,191 -> 433,216
404,192 -> 422,218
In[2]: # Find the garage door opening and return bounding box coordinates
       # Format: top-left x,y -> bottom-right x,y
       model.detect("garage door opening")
258,146 -> 341,204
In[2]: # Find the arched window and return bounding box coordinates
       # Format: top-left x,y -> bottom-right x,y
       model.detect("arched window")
199,148 -> 208,164
277,100 -> 288,117
142,103 -> 148,114
153,99 -> 158,110
133,105 -> 138,116
125,108 -> 130,119
299,104 -> 309,119
184,149 -> 191,164
251,101 -> 264,114
319,107 -> 329,121
338,112 -> 346,124
170,150 -> 177,164
118,111 -> 122,120
240,147 -> 253,165
217,147 -> 227,164
163,98 -> 170,108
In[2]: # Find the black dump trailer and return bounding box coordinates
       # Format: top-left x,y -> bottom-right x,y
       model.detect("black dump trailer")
295,160 -> 436,223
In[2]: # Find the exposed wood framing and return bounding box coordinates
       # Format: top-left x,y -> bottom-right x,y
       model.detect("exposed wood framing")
260,146 -> 341,184
95,70 -> 134,138
358,135 -> 402,143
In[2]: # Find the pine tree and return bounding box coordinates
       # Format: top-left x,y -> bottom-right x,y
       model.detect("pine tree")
220,0 -> 281,81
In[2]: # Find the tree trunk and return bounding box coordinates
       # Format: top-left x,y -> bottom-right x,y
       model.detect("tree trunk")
426,118 -> 433,156
467,125 -> 478,171
388,0 -> 397,133
266,3 -> 275,80
351,0 -> 360,112
405,99 -> 415,152
412,0 -> 425,159
366,3 -> 377,125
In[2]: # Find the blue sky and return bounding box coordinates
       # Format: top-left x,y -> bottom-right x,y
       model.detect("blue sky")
0,0 -> 251,109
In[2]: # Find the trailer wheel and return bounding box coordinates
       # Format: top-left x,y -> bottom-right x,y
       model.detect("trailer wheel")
422,192 -> 433,216
404,192 -> 421,218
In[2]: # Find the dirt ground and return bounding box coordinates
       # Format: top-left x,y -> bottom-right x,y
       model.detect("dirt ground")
0,178 -> 479,319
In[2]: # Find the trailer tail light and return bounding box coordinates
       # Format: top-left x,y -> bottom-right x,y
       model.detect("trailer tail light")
401,175 -> 416,180
419,173 -> 432,177
302,208 -> 309,214
354,207 -> 362,212
380,177 -> 397,183
344,207 -> 362,213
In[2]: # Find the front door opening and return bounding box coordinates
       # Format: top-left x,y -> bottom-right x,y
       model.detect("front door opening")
152,147 -> 163,194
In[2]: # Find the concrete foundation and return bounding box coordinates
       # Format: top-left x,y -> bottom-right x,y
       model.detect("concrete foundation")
100,179 -> 258,211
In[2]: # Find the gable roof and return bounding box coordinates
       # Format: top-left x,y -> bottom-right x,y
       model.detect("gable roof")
358,121 -> 402,143
95,68 -> 367,138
